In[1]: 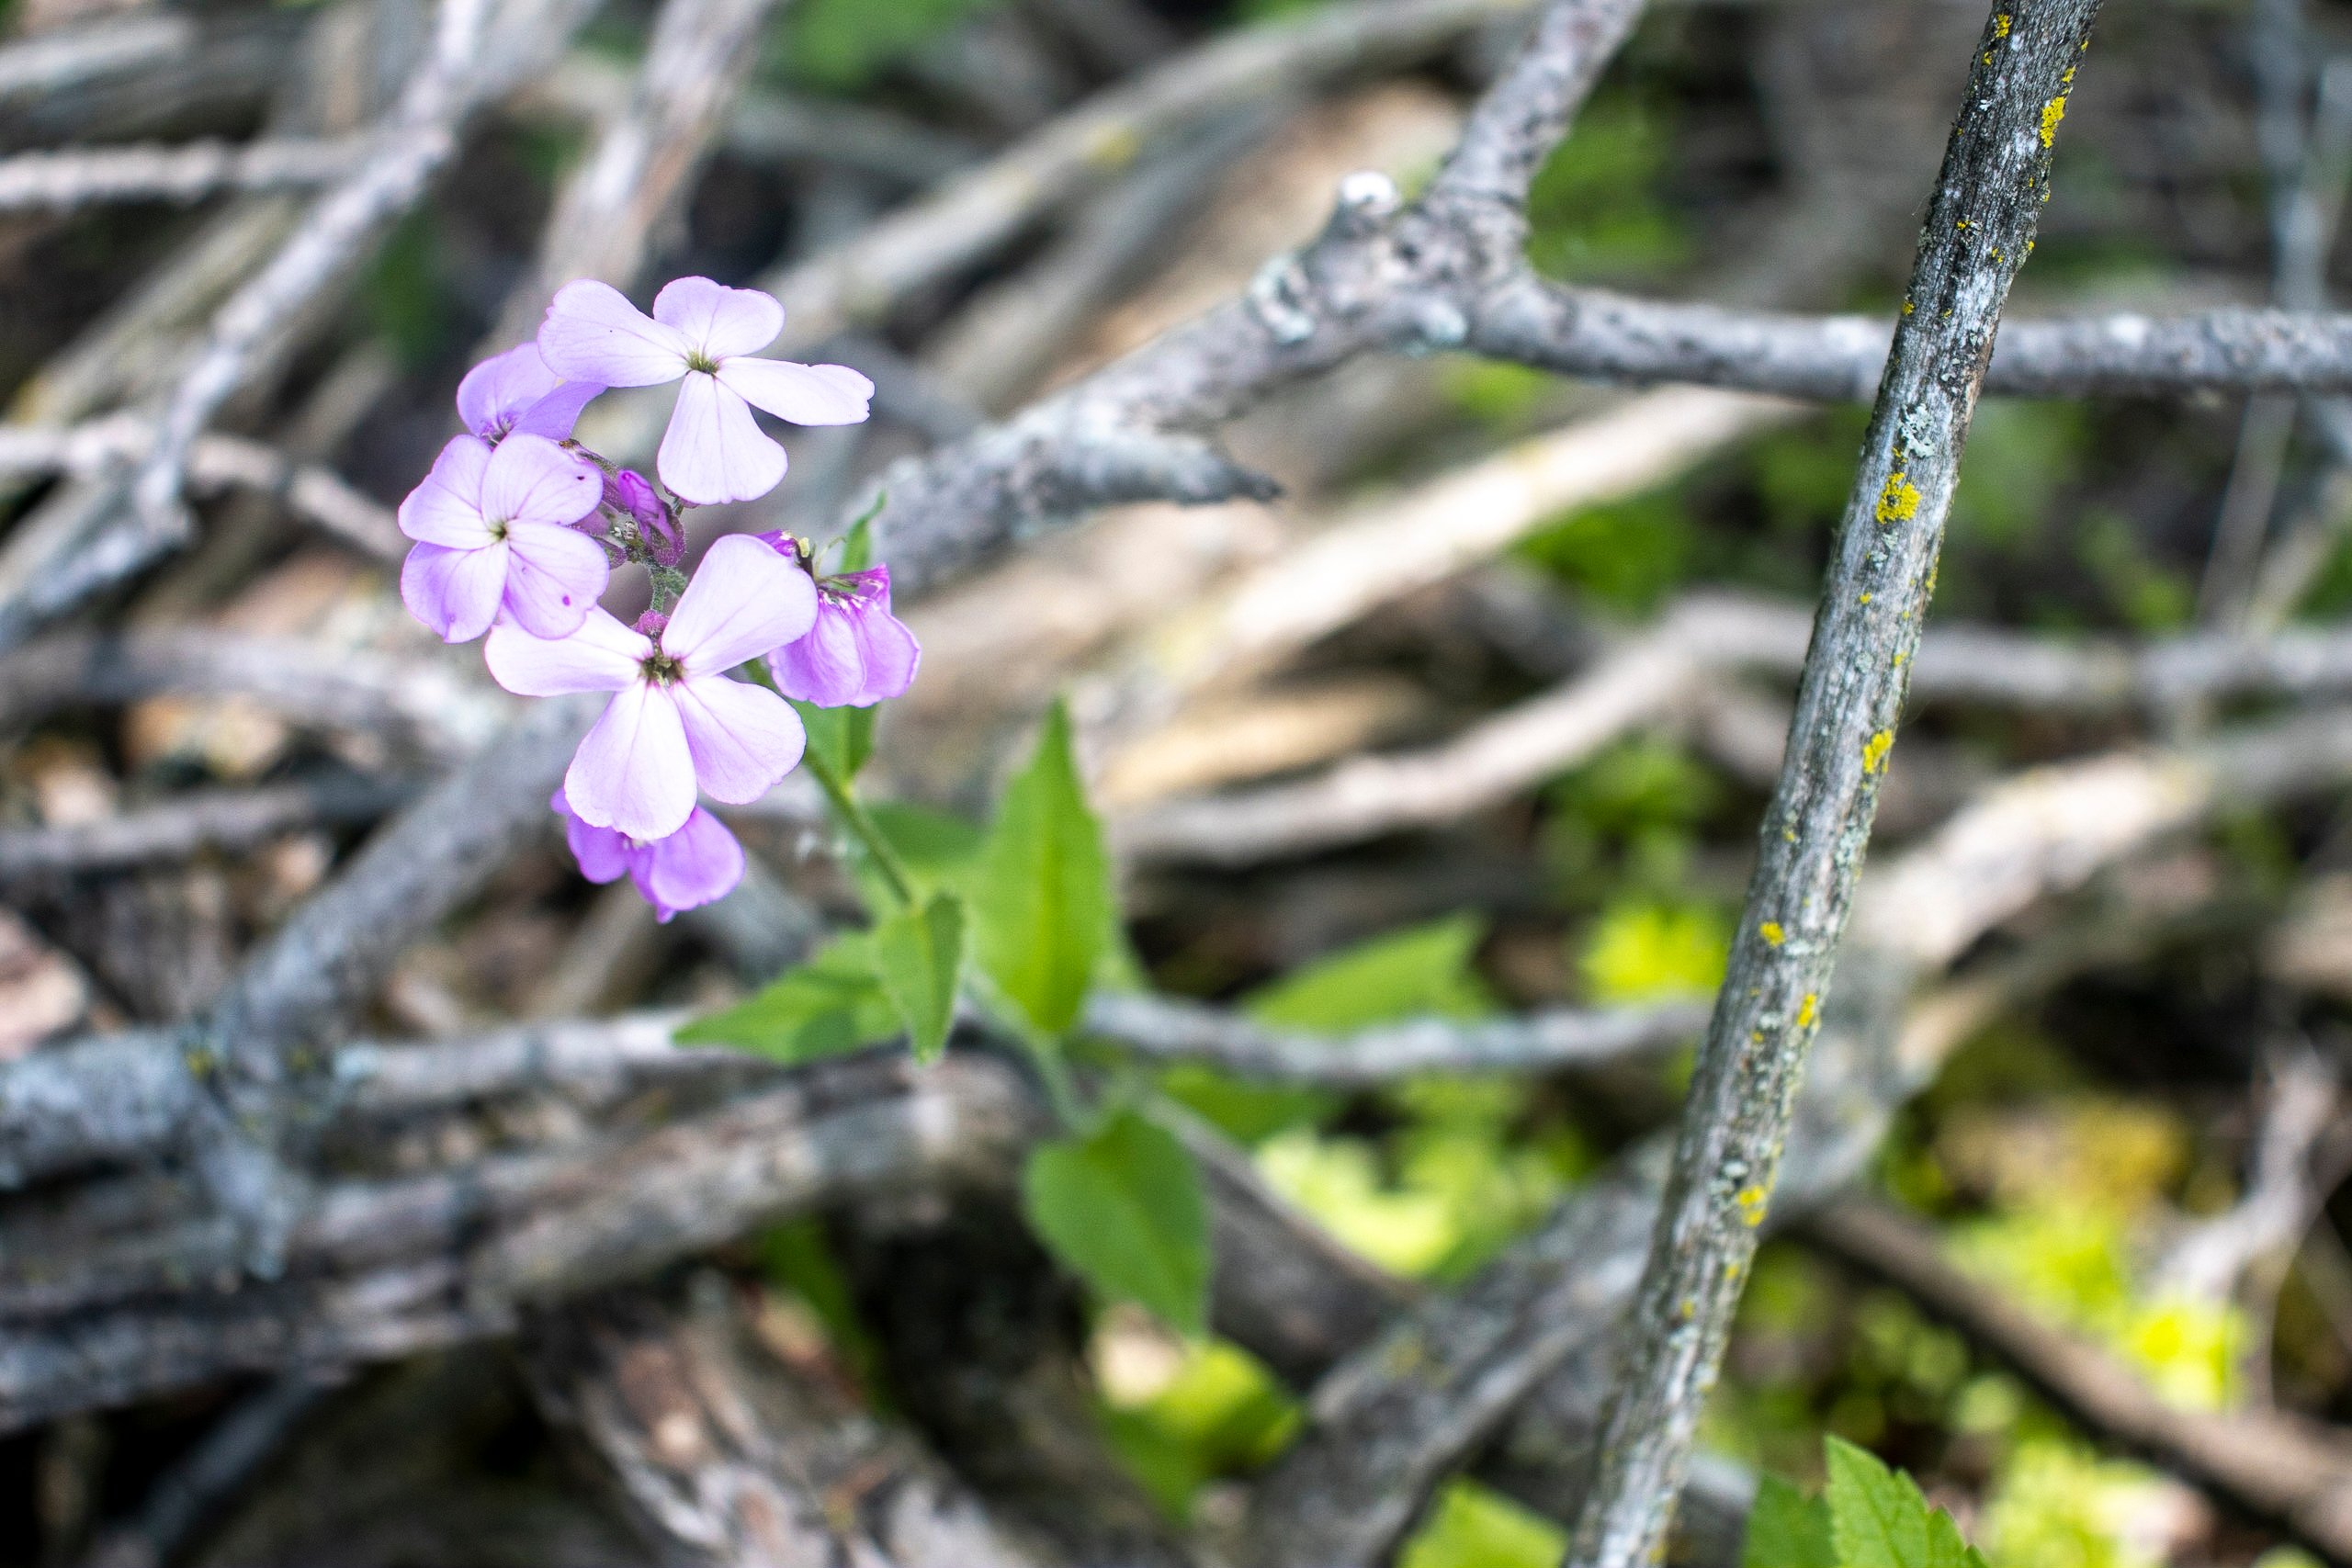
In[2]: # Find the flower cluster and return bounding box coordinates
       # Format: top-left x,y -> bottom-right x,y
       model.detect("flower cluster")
399,277 -> 919,920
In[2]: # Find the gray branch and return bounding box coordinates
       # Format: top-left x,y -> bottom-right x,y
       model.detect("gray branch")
0,775 -> 418,881
1568,1 -> 2104,1556
1239,703 -> 2352,1567
1084,989 -> 1706,1084
0,136 -> 361,212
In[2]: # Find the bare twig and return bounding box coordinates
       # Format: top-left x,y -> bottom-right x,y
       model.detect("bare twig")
1569,3 -> 2101,1554
0,776 -> 418,881
525,1278 -> 1046,1568
1085,990 -> 1706,1084
76,1372 -> 340,1568
0,418 -> 401,560
0,629 -> 506,759
480,0 -> 793,352
1239,705 -> 2352,1568
131,0 -> 503,534
1116,593 -> 2352,864
1807,1196 -> 2352,1560
0,137 -> 362,212
0,1052 -> 1035,1430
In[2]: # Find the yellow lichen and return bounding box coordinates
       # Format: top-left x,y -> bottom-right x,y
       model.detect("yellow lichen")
1862,728 -> 1894,773
2041,95 -> 2068,148
1736,1185 -> 1770,1226
1759,920 -> 1785,947
1992,12 -> 2011,36
1795,993 -> 1820,1030
1874,473 -> 1921,525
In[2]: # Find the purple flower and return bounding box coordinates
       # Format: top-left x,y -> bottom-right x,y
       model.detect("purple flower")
609,468 -> 681,567
764,550 -> 921,708
399,433 -> 609,643
456,343 -> 603,443
553,789 -> 744,921
536,276 -> 873,506
485,533 -> 818,840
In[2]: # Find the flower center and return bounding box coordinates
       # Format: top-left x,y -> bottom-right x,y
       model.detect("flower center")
639,649 -> 684,684
684,352 -> 719,374
486,517 -> 510,541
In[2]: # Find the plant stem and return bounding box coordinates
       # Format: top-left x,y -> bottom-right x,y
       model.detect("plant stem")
1565,0 -> 2103,1561
804,749 -> 918,909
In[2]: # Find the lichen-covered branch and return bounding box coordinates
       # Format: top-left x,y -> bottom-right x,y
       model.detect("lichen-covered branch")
1239,704 -> 2352,1567
1568,6 -> 2103,1553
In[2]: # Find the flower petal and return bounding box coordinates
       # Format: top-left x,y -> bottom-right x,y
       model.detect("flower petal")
851,598 -> 922,703
767,602 -> 865,706
567,682 -> 697,840
629,807 -> 745,921
500,521 -> 611,639
398,435 -> 494,547
401,541 -> 506,643
481,433 -> 601,529
456,344 -> 559,439
672,674 -> 806,803
652,276 -> 783,361
554,789 -> 634,885
510,377 -> 605,441
657,372 -> 786,505
538,279 -> 690,388
662,532 -> 819,673
715,356 -> 873,426
483,608 -> 647,695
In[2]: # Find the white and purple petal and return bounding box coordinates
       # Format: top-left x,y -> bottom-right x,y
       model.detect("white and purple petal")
401,541 -> 507,644
566,682 -> 698,840
483,608 -> 647,696
508,376 -> 605,441
499,521 -> 611,639
397,435 -> 495,547
715,356 -> 873,427
652,276 -> 783,362
481,433 -> 601,530
553,790 -> 635,884
628,807 -> 745,921
457,344 -> 560,440
671,674 -> 806,803
657,372 -> 786,505
538,279 -> 692,389
662,533 -> 819,673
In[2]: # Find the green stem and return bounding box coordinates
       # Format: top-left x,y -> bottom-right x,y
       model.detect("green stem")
806,751 -> 917,908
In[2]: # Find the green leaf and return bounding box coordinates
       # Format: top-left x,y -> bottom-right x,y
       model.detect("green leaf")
970,702 -> 1111,1036
867,800 -> 984,885
1244,914 -> 1495,1032
1742,1473 -> 1835,1568
676,932 -> 898,1061
872,893 -> 965,1063
1023,1108 -> 1207,1333
792,697 -> 877,783
834,507 -> 876,573
1826,1437 -> 1934,1568
1397,1481 -> 1563,1568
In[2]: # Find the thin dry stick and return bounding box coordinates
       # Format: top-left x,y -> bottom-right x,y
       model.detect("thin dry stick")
1566,1 -> 2103,1559
479,0 -> 791,353
130,0 -> 496,536
0,137 -> 361,213
0,418 -> 401,560
1806,1197 -> 2352,1559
